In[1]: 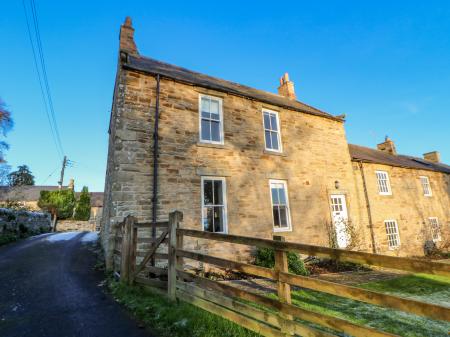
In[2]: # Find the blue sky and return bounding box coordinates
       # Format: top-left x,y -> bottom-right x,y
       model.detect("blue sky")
1,1 -> 449,191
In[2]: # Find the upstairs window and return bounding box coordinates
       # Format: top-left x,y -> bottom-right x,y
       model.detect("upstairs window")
420,176 -> 432,196
201,177 -> 227,233
263,110 -> 282,152
428,217 -> 441,242
199,95 -> 223,144
269,180 -> 291,231
376,171 -> 392,195
384,220 -> 400,249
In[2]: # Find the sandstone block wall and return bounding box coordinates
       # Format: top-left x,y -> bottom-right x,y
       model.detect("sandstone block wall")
101,67 -> 371,267
352,162 -> 450,256
57,220 -> 96,232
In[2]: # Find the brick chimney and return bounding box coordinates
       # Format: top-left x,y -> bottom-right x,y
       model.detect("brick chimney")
119,17 -> 138,55
277,73 -> 296,100
423,151 -> 440,163
377,136 -> 397,155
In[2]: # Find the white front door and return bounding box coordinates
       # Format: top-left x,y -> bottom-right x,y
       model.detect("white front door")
330,194 -> 349,248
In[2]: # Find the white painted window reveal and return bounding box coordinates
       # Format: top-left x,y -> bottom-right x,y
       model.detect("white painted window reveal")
269,180 -> 291,231
420,176 -> 432,196
263,110 -> 282,152
376,171 -> 392,195
199,95 -> 224,144
384,220 -> 400,249
201,177 -> 227,233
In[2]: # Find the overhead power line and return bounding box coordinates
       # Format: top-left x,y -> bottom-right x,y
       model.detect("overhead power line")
22,0 -> 64,158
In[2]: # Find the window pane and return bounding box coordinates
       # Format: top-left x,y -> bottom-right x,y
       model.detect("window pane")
201,119 -> 211,141
211,121 -> 220,141
271,132 -> 279,150
263,113 -> 271,129
273,207 -> 280,227
278,187 -> 286,204
201,98 -> 210,113
270,115 -> 278,131
265,131 -> 272,149
203,180 -> 213,205
214,180 -> 223,205
279,206 -> 288,227
271,187 -> 279,204
213,206 -> 223,232
210,100 -> 219,114
203,207 -> 213,232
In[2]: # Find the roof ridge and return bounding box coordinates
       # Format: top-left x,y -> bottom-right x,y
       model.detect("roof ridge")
125,55 -> 341,121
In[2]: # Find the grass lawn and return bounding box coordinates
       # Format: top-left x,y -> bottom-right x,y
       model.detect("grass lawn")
109,280 -> 259,337
289,273 -> 450,337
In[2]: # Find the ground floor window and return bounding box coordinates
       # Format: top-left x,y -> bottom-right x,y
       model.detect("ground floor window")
269,179 -> 291,232
384,220 -> 400,249
428,217 -> 441,242
201,177 -> 227,233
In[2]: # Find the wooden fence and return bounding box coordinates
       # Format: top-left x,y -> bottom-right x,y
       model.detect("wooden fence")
115,211 -> 450,337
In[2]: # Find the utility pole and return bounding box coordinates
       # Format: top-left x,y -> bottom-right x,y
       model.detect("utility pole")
58,156 -> 67,189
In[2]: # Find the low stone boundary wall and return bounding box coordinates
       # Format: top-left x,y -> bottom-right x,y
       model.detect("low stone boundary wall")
57,220 -> 96,232
0,208 -> 51,236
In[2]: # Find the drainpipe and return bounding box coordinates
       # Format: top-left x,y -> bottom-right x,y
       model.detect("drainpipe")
358,161 -> 377,253
151,74 -> 161,265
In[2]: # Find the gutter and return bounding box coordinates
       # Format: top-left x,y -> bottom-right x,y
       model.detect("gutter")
152,74 -> 161,257
358,161 -> 377,253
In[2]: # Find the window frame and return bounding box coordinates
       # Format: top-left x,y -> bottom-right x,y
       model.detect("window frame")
198,94 -> 224,145
269,179 -> 292,232
262,109 -> 283,153
384,219 -> 401,250
428,217 -> 441,242
200,176 -> 228,234
375,170 -> 392,195
419,176 -> 432,197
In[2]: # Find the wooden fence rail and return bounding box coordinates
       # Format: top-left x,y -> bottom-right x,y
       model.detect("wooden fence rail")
114,211 -> 450,337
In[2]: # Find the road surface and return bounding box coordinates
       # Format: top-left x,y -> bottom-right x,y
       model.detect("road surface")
0,232 -> 156,337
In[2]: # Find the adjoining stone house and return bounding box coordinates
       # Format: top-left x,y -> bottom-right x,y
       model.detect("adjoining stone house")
101,18 -> 449,267
349,140 -> 450,256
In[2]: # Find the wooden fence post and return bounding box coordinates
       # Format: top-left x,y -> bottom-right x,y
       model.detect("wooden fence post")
274,235 -> 294,336
168,210 -> 183,301
120,215 -> 135,284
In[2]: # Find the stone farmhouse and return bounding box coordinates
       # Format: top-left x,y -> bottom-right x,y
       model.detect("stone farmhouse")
101,18 -> 449,268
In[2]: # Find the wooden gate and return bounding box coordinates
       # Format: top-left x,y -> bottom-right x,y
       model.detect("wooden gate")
113,215 -> 170,289
115,211 -> 450,337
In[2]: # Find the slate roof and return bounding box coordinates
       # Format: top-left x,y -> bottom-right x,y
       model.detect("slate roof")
349,144 -> 450,174
0,186 -> 104,207
123,55 -> 342,122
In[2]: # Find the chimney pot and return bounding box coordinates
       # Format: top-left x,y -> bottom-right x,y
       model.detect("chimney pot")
277,72 -> 296,100
423,151 -> 440,163
377,136 -> 397,155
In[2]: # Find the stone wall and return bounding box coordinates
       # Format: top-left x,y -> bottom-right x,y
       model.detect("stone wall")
0,208 -> 51,237
57,220 -> 97,232
101,66 -> 370,267
352,162 -> 450,256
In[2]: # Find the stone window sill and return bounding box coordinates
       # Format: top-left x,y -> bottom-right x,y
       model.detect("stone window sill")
263,149 -> 287,157
196,142 -> 231,150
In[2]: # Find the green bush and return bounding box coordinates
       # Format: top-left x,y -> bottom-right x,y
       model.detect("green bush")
38,189 -> 76,220
74,186 -> 91,220
254,247 -> 309,276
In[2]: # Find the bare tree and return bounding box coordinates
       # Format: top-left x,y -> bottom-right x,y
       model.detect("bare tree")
0,98 -> 14,163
